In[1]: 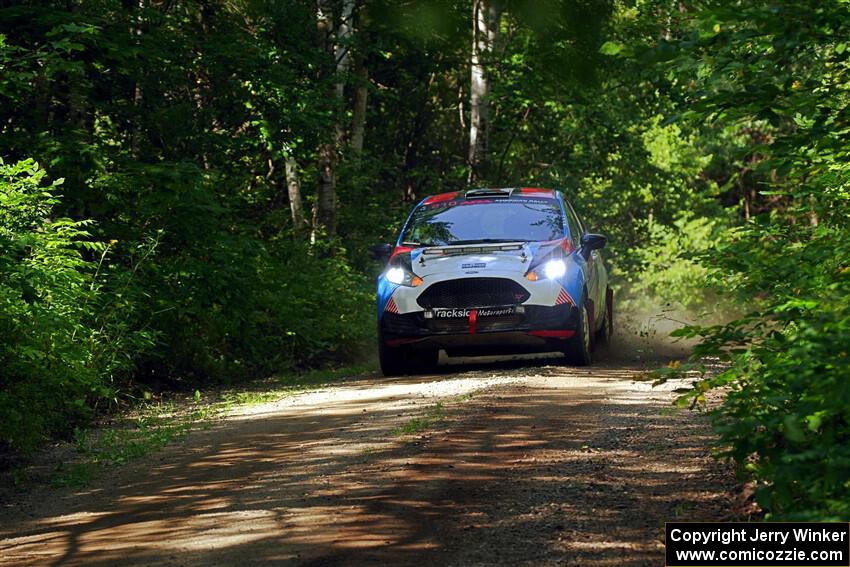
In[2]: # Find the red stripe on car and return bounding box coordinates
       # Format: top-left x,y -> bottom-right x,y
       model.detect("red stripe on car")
538,237 -> 573,254
555,288 -> 576,307
469,308 -> 478,334
390,245 -> 414,260
527,330 -> 576,339
385,298 -> 399,314
422,192 -> 459,204
518,187 -> 555,196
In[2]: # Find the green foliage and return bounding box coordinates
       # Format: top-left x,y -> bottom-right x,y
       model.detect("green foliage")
1,1 -> 374,455
654,0 -> 850,520
0,159 -> 100,451
623,215 -> 730,314
1,0 -> 721,455
52,397 -> 217,488
672,222 -> 850,520
393,401 -> 446,436
4,4 -> 844,532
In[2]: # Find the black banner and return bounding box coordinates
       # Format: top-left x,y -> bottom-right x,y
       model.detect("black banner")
665,523 -> 850,567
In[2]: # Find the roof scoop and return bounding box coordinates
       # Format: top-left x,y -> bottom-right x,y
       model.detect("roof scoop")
465,188 -> 514,199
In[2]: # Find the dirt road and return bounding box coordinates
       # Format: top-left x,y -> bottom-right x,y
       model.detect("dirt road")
0,353 -> 736,566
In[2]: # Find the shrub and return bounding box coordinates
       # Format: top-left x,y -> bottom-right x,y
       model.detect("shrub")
0,159 -> 102,451
137,233 -> 374,385
620,214 -> 730,316
668,218 -> 850,520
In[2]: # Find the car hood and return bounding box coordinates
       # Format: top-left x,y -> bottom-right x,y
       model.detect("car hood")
408,241 -> 565,278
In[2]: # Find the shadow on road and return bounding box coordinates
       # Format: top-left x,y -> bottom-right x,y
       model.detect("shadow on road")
0,360 -> 734,567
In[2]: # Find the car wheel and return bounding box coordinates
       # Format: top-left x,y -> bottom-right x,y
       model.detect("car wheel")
564,297 -> 592,366
595,287 -> 613,347
379,338 -> 438,376
379,340 -> 406,376
416,348 -> 439,372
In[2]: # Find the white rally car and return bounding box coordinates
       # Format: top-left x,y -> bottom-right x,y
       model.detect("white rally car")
370,188 -> 612,376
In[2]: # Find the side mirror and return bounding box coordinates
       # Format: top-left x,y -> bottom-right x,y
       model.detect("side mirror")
368,243 -> 394,263
580,233 -> 607,259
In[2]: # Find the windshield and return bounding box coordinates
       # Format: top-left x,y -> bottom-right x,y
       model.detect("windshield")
401,197 -> 564,246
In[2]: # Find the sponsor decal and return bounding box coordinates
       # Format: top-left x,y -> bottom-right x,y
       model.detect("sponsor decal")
461,262 -> 487,269
432,306 -> 515,319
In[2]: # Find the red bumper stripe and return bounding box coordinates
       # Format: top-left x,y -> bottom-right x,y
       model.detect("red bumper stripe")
527,330 -> 576,339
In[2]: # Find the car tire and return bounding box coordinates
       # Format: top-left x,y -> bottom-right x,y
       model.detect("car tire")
564,297 -> 593,366
379,341 -> 406,376
379,339 -> 438,376
595,287 -> 613,347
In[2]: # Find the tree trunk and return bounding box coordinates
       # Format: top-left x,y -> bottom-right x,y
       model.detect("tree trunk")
349,2 -> 368,156
350,55 -> 368,155
284,152 -> 306,229
316,143 -> 336,234
350,63 -> 368,155
125,0 -> 145,157
315,0 -> 337,235
468,0 -> 501,185
335,0 -> 354,107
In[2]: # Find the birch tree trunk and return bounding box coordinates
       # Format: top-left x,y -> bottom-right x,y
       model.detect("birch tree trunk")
284,151 -> 306,229
350,1 -> 368,157
468,0 -> 501,185
335,0 -> 354,113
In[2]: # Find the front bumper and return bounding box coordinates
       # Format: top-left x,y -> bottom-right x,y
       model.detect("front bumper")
380,303 -> 580,353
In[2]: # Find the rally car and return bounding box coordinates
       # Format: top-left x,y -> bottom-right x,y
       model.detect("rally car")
370,187 -> 613,376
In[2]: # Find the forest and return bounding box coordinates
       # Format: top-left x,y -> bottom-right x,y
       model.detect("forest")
1,0 -> 848,522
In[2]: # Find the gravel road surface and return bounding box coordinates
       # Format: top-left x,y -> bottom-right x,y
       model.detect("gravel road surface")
0,351 -> 736,566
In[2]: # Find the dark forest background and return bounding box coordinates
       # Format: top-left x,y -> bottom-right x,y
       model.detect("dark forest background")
1,0 -> 848,519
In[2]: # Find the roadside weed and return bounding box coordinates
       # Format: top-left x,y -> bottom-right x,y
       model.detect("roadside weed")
394,402 -> 446,436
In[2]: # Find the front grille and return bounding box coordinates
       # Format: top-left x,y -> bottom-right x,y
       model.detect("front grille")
430,314 -> 524,333
417,278 -> 530,309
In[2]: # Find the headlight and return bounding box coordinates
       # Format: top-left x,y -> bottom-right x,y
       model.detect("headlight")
386,267 -> 405,284
544,259 -> 567,279
527,258 -> 568,281
384,267 -> 423,287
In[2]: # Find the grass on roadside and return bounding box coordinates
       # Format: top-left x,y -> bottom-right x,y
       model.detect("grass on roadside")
51,401 -> 220,488
393,402 -> 447,436
6,363 -> 375,491
219,363 -> 377,407
391,388 -> 488,438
